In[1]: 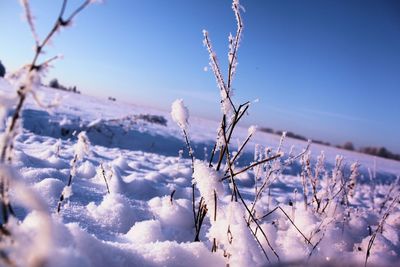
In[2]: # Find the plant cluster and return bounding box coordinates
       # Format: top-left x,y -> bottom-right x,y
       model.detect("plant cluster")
171,0 -> 400,266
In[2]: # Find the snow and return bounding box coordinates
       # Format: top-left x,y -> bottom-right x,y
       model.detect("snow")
171,99 -> 189,130
0,77 -> 400,267
192,160 -> 224,209
61,185 -> 73,198
248,125 -> 257,136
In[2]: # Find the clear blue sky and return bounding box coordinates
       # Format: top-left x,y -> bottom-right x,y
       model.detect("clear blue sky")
1,0 -> 399,153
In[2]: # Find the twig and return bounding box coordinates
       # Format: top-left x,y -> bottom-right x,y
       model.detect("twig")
170,189 -> 176,205
221,115 -> 238,201
365,193 -> 399,267
234,183 -> 280,261
100,163 -> 111,194
379,176 -> 399,213
220,153 -> 282,181
258,206 -> 313,246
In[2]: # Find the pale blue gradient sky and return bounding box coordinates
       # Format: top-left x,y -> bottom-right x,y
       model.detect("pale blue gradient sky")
1,0 -> 399,152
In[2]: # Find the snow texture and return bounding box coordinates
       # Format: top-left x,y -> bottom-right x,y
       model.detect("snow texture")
0,77 -> 399,267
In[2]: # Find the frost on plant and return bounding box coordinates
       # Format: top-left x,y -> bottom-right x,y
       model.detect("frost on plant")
58,131 -> 90,213
193,160 -> 223,212
171,99 -> 189,131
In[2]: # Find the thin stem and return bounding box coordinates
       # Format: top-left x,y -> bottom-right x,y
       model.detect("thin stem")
220,153 -> 282,181
258,206 -> 313,246
234,183 -> 280,261
222,116 -> 238,201
100,163 -> 110,194
365,194 -> 399,267
227,0 -> 243,91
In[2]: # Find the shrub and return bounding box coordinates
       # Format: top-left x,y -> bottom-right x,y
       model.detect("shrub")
48,78 -> 81,94
342,141 -> 355,151
49,78 -> 60,89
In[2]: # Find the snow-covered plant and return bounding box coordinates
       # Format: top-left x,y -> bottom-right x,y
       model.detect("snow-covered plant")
347,162 -> 360,198
171,99 -> 189,130
171,2 -> 318,264
98,162 -> 111,194
300,151 -> 311,210
310,151 -> 325,211
365,193 -> 400,267
171,99 -> 194,168
0,165 -> 54,267
57,131 -> 90,213
330,155 -> 344,197
2,0 -> 94,162
378,175 -> 399,214
170,99 -> 200,237
0,2 -> 95,265
172,0 -> 311,264
276,131 -> 287,155
173,0 -> 389,265
192,160 -> 224,243
0,0 -> 95,218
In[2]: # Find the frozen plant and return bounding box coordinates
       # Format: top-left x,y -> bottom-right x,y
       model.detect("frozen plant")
171,99 -> 194,168
171,99 -> 189,130
171,99 -> 200,236
57,131 -> 90,213
364,193 -> 400,267
98,163 -> 111,194
0,1 -> 95,265
0,165 -> 54,267
174,0 -> 312,264
3,0 -> 95,163
348,162 -> 360,198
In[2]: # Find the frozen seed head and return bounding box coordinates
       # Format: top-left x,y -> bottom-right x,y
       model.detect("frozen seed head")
248,125 -> 257,136
75,131 -> 90,160
171,99 -> 189,130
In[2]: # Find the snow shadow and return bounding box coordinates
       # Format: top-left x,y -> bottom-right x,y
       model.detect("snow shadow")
22,109 -> 397,183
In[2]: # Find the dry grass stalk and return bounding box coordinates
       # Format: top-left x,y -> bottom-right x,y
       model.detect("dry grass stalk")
365,193 -> 400,267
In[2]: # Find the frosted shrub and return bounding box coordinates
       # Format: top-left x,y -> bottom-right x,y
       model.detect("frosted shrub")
192,161 -> 265,266
173,0 -> 291,263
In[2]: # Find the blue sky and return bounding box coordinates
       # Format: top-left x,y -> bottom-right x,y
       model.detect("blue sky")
1,0 -> 400,153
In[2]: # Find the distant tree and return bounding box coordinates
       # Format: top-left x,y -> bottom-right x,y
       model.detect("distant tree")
377,147 -> 390,158
359,146 -> 400,161
286,131 -> 307,141
342,141 -> 355,151
49,78 -> 60,89
259,127 -> 274,134
0,60 -> 5,77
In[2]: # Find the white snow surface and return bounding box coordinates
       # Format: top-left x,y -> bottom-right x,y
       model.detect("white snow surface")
0,77 -> 399,267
